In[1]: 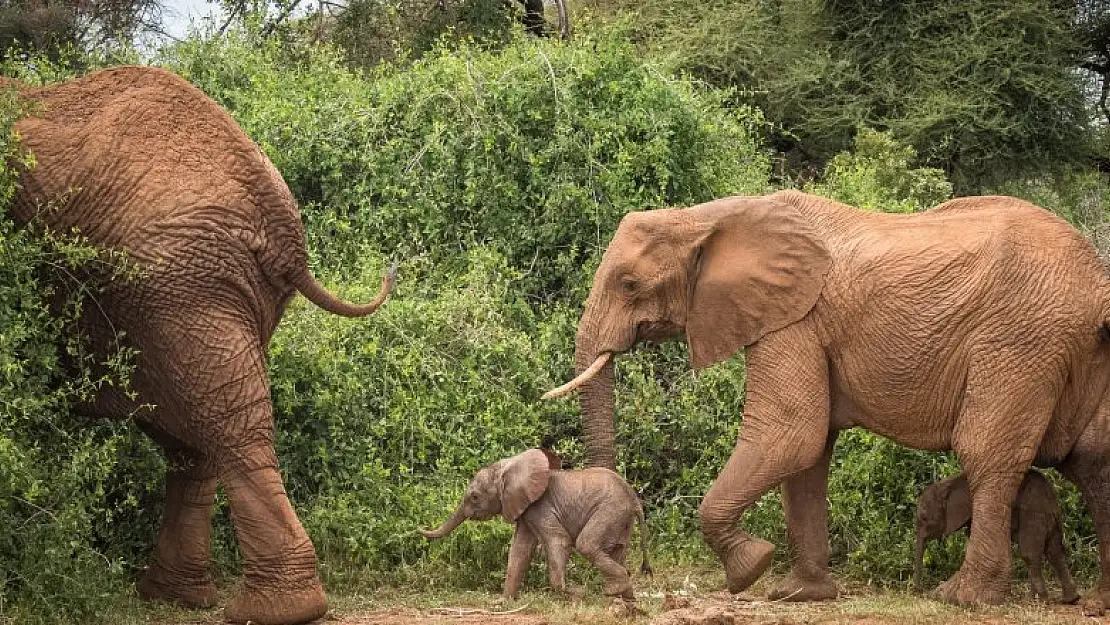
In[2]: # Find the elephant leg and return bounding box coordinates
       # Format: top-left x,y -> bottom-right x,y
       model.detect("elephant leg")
504,524 -> 538,599
1059,412 -> 1110,615
134,422 -> 218,608
940,365 -> 1058,606
1016,521 -> 1049,602
914,533 -> 928,592
698,324 -> 830,595
138,313 -> 325,625
769,431 -> 839,601
1046,524 -> 1079,604
541,529 -> 572,596
576,517 -> 633,599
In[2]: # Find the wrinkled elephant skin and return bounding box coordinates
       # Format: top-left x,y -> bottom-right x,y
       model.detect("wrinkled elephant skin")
915,470 -> 1078,604
5,66 -> 395,625
420,449 -> 652,600
552,190 -> 1110,608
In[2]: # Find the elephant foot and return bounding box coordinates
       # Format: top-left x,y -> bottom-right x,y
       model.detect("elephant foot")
136,563 -> 217,608
767,567 -> 838,602
224,579 -> 327,625
718,534 -> 775,594
934,569 -> 1007,606
1060,586 -> 1080,605
603,577 -> 634,600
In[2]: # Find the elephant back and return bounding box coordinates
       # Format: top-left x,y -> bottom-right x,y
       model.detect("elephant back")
10,65 -> 308,284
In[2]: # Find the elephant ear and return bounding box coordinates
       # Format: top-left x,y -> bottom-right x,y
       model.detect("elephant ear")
500,449 -> 552,522
687,195 -> 832,370
944,474 -> 972,535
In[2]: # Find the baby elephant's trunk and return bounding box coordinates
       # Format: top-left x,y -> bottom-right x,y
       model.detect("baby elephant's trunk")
419,505 -> 467,539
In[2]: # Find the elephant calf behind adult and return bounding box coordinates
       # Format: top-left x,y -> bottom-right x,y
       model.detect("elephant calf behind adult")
6,66 -> 395,625
547,190 -> 1110,611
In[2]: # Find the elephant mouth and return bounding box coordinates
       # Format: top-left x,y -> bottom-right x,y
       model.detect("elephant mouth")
541,352 -> 611,399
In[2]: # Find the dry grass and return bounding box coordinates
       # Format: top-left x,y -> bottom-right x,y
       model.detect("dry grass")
104,566 -> 1110,625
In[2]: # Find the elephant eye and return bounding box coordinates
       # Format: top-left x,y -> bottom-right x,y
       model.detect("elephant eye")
620,276 -> 639,294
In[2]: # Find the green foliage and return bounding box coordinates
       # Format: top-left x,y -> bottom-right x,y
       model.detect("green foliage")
606,0 -> 1094,192
324,0 -> 519,70
0,81 -> 161,624
806,128 -> 952,213
164,31 -> 771,303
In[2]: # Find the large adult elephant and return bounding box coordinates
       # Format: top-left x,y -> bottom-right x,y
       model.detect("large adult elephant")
545,190 -> 1110,612
5,66 -> 394,625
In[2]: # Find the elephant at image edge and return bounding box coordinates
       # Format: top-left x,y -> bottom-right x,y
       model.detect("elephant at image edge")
545,190 -> 1110,612
6,66 -> 395,625
914,470 -> 1078,603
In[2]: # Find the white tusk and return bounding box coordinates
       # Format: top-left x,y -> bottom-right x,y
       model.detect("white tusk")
541,353 -> 611,400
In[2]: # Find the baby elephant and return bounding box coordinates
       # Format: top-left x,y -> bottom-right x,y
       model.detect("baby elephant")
419,448 -> 652,600
914,469 -> 1077,603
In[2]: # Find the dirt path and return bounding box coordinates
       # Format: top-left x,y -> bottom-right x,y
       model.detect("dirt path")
320,591 -> 1110,625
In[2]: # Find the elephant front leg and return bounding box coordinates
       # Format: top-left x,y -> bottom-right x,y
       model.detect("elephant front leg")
135,433 -> 218,608
939,369 -> 1060,606
698,324 -> 831,595
768,431 -> 839,601
504,524 -> 538,599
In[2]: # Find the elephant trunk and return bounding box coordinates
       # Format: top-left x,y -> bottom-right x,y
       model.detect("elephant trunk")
292,261 -> 398,318
419,503 -> 467,539
575,326 -> 617,470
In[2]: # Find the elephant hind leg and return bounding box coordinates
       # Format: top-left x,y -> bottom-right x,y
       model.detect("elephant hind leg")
135,421 -> 218,608
1045,523 -> 1079,604
1059,415 -> 1110,615
942,354 -> 1062,606
136,312 -> 326,625
576,518 -> 633,599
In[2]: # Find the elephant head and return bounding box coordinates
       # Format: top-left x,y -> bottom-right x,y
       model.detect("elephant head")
544,193 -> 832,468
420,449 -> 556,538
914,474 -> 971,589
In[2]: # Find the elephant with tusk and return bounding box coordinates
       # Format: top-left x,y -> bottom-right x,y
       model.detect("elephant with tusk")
545,190 -> 1110,612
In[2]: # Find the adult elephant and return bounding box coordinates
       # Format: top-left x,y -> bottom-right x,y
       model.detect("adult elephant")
544,190 -> 1110,612
6,66 -> 395,625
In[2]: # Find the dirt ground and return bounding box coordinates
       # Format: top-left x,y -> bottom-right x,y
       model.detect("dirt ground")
317,591 -> 1110,625
147,568 -> 1110,625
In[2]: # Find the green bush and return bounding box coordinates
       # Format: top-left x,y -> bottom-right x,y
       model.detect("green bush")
164,31 -> 771,302
806,128 -> 952,213
0,80 -> 162,624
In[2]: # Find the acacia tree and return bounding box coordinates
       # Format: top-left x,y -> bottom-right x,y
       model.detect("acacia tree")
614,0 -> 1096,192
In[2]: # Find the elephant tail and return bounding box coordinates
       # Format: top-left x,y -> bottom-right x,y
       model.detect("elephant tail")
637,499 -> 653,578
291,260 -> 398,318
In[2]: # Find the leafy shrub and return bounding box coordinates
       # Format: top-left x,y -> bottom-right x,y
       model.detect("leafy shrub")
599,0 -> 1094,193
0,80 -> 162,624
164,31 -> 771,303
805,128 -> 952,213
